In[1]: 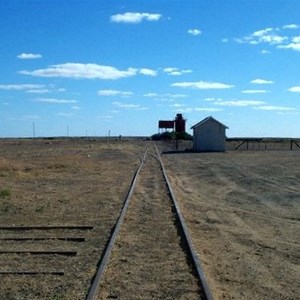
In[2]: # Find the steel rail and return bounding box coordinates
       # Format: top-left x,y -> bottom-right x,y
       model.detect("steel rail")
85,147 -> 148,300
154,143 -> 215,300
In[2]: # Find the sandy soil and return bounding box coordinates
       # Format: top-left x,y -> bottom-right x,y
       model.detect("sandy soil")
98,146 -> 201,299
1,139 -> 299,299
0,138 -> 144,300
162,149 -> 300,300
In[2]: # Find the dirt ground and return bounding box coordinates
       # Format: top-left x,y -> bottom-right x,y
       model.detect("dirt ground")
0,138 -> 144,300
0,138 -> 299,299
97,146 -> 201,300
162,148 -> 300,300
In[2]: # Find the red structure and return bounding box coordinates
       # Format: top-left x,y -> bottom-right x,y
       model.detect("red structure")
158,120 -> 174,130
175,113 -> 186,133
158,114 -> 186,133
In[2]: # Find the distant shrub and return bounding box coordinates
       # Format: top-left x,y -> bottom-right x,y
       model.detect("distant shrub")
0,189 -> 11,199
151,131 -> 192,140
176,132 -> 193,140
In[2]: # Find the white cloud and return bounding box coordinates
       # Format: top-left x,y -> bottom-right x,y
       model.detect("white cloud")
277,35 -> 300,52
236,27 -> 288,45
283,24 -> 299,29
0,83 -> 66,94
17,53 -> 42,59
262,35 -> 287,44
204,97 -> 223,102
171,103 -> 185,107
139,68 -> 157,76
172,81 -> 234,89
169,71 -> 182,76
97,89 -> 133,96
254,105 -> 295,111
250,78 -> 274,84
292,36 -> 300,43
71,106 -> 80,110
173,107 -> 193,113
170,103 -> 185,108
34,98 -> 78,104
113,101 -> 141,109
20,63 -> 139,80
261,49 -> 271,54
163,67 -> 192,76
110,12 -> 161,24
242,89 -> 267,94
237,25 -> 300,52
0,84 -> 45,90
288,86 -> 300,92
195,107 -> 223,112
143,92 -> 188,100
252,27 -> 274,37
143,93 -> 158,97
164,67 -> 177,73
26,89 -> 50,94
222,38 -> 229,43
214,100 -> 265,107
278,42 -> 300,51
188,29 -> 202,36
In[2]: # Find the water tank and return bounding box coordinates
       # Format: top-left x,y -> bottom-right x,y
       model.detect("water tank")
175,114 -> 186,133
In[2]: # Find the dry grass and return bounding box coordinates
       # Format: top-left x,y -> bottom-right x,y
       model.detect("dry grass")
162,149 -> 300,300
0,138 -> 299,299
0,138 -> 145,300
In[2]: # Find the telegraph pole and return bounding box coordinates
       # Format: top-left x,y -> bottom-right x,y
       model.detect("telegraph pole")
32,122 -> 36,143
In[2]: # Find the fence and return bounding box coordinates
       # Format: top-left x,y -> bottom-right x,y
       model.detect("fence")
226,138 -> 300,151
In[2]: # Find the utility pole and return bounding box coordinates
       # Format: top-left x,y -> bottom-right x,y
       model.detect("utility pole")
32,122 -> 36,143
108,130 -> 111,144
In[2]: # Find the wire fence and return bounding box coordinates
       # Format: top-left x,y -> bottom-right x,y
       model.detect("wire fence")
226,138 -> 300,151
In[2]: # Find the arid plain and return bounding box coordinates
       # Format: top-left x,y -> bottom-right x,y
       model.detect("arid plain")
0,138 -> 299,300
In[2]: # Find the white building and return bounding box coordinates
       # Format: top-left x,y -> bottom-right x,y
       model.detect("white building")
191,116 -> 228,152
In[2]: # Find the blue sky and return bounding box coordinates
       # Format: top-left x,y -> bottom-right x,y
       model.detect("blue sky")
1,0 -> 300,138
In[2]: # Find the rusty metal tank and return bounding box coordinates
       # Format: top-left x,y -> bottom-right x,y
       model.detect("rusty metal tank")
175,114 -> 186,133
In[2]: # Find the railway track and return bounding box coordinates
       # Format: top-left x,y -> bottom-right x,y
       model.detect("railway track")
86,142 -> 213,300
0,141 -> 213,299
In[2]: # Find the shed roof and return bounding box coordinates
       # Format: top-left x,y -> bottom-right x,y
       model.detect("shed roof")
191,116 -> 229,129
